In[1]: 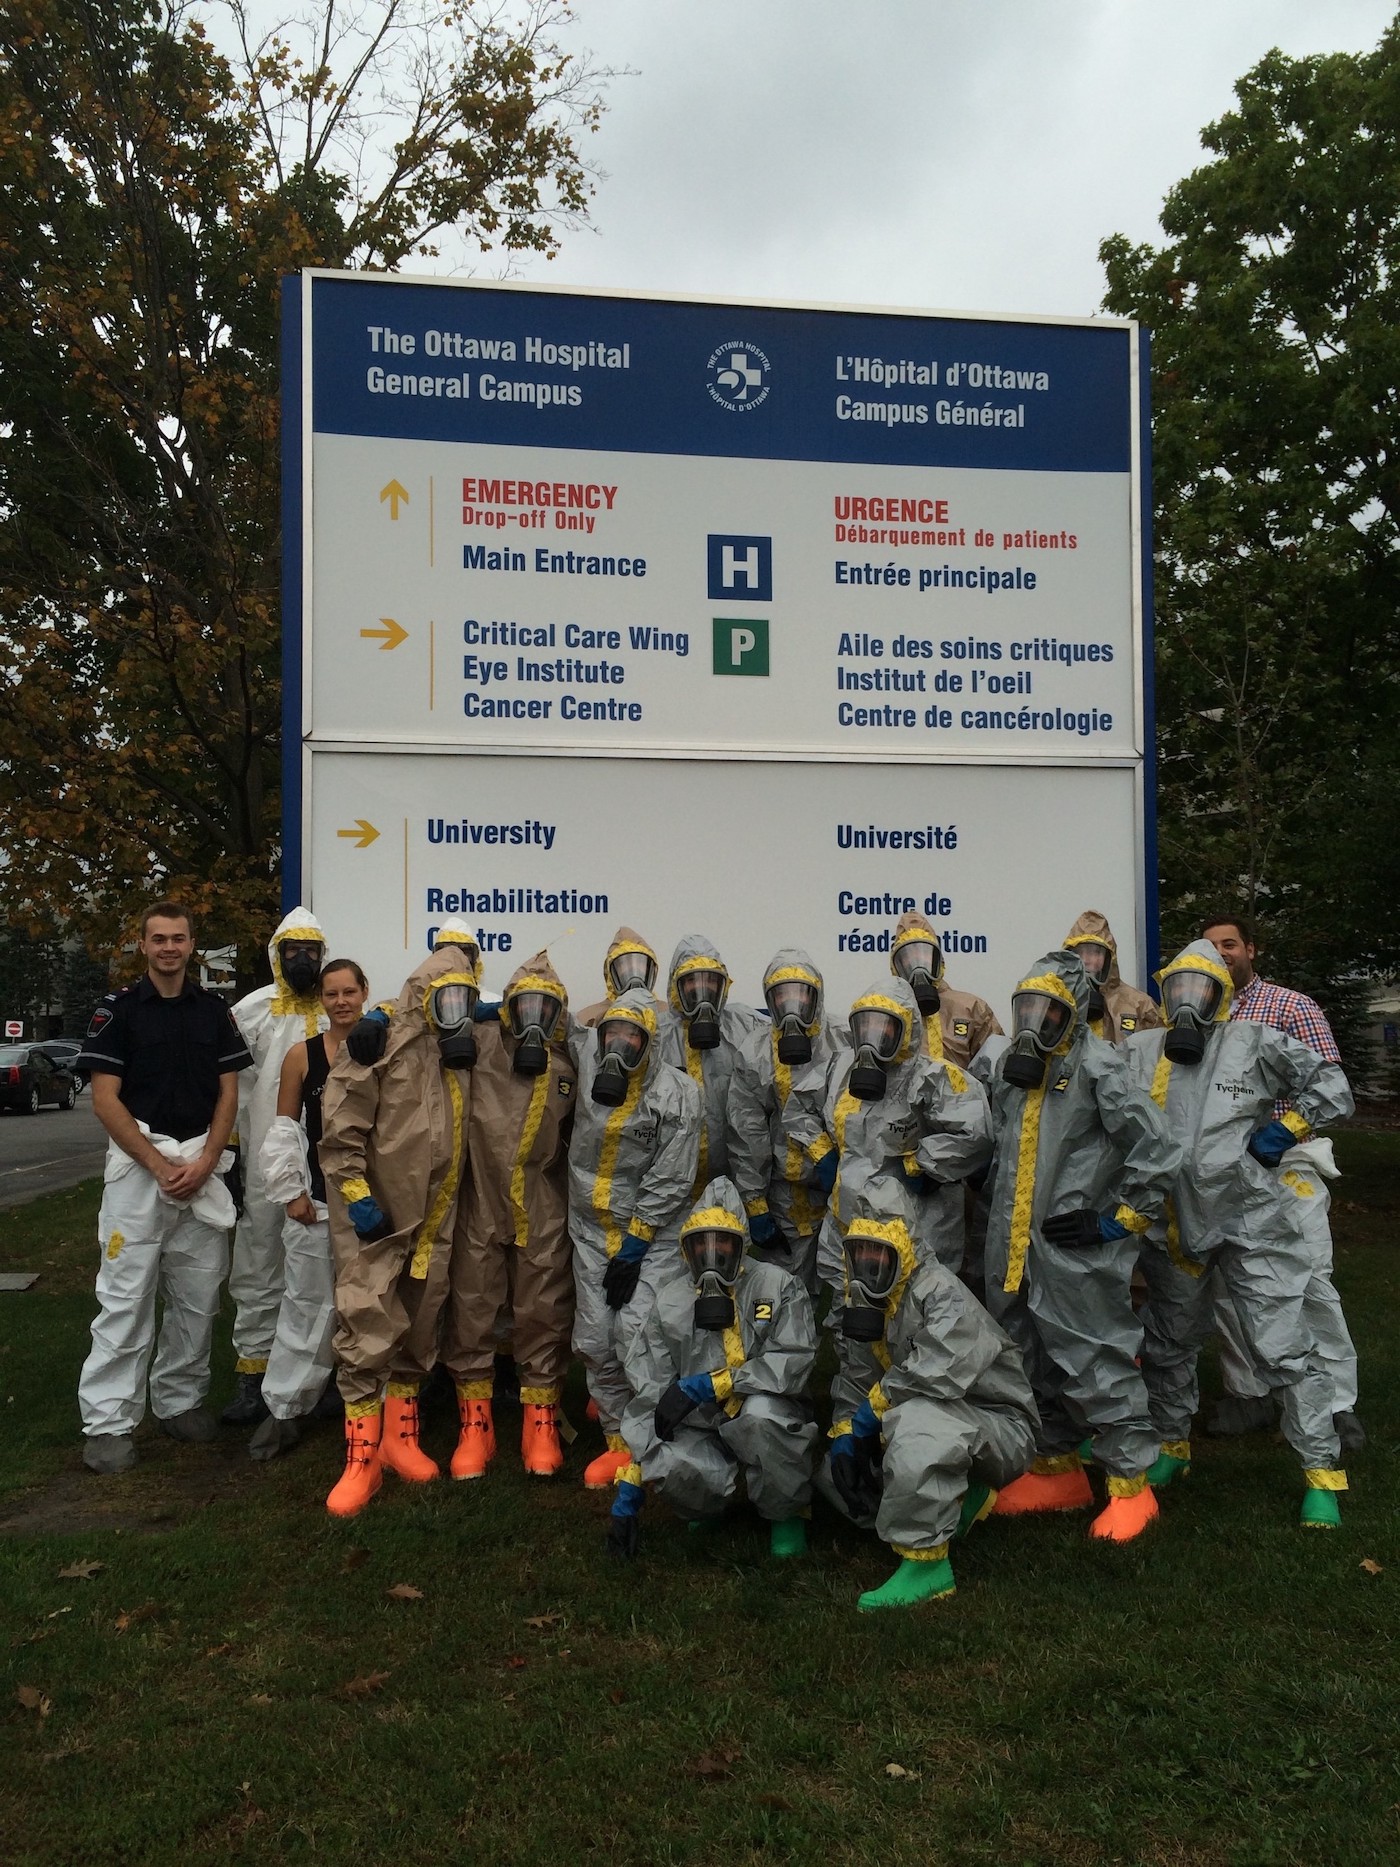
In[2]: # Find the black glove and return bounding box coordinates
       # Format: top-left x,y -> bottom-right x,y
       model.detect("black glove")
346,1012 -> 390,1067
653,1377 -> 705,1443
830,1433 -> 883,1519
1041,1207 -> 1103,1249
602,1254 -> 644,1311
223,1148 -> 245,1217
605,1512 -> 641,1561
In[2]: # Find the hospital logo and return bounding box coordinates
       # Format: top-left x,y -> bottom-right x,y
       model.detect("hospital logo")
707,534 -> 772,602
707,340 -> 771,413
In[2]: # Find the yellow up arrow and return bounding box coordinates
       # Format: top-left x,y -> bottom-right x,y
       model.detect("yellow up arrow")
336,819 -> 380,849
360,617 -> 408,650
380,479 -> 409,519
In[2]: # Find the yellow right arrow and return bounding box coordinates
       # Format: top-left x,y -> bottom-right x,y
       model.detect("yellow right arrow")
380,479 -> 409,519
360,617 -> 408,650
336,819 -> 380,849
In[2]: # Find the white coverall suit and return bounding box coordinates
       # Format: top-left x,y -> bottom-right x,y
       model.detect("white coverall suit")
258,1115 -> 336,1421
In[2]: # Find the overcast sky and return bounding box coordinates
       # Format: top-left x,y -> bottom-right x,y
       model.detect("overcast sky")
505,0 -> 1397,318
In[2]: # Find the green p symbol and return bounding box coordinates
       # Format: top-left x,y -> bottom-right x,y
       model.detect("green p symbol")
712,617 -> 769,676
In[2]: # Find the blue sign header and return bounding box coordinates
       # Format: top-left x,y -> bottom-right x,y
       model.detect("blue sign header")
308,275 -> 1132,473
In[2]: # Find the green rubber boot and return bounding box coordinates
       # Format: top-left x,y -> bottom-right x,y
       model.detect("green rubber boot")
957,1481 -> 997,1537
1300,1487 -> 1342,1530
769,1517 -> 807,1560
858,1555 -> 956,1612
1147,1441 -> 1191,1488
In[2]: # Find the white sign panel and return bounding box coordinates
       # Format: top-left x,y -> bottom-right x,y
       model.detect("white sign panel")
287,274 -> 1153,1013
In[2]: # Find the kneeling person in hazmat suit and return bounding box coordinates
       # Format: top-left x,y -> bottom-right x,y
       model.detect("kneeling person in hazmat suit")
443,952 -> 576,1480
982,951 -> 1180,1542
1124,941 -> 1355,1528
576,926 -> 667,1028
607,1177 -> 818,1561
728,949 -> 849,1289
568,988 -> 702,1490
819,1186 -> 1038,1610
317,943 -> 481,1516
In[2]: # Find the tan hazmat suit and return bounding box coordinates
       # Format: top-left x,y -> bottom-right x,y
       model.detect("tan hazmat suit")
891,912 -> 1003,1069
319,945 -> 477,1411
576,925 -> 667,1028
1064,909 -> 1161,1044
444,951 -> 577,1406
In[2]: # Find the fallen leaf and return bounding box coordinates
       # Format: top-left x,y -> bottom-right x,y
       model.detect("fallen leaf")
1360,1558 -> 1384,1576
884,1762 -> 912,1779
505,1655 -> 527,1671
16,1686 -> 52,1720
337,1671 -> 391,1700
113,1603 -> 159,1634
523,1612 -> 562,1630
45,1608 -> 72,1622
204,1642 -> 235,1658
56,1560 -> 103,1581
688,1749 -> 740,1780
246,1693 -> 273,1707
341,1547 -> 371,1573
386,1583 -> 423,1601
607,1688 -> 627,1705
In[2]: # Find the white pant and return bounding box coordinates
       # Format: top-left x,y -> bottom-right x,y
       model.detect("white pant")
262,1215 -> 337,1420
78,1157 -> 230,1437
1211,1158 -> 1358,1412
227,1185 -> 285,1369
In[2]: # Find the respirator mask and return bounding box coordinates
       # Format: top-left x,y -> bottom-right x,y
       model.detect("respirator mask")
675,965 -> 726,1052
1001,989 -> 1074,1089
592,1013 -> 650,1106
607,947 -> 657,998
766,974 -> 820,1067
430,979 -> 480,1070
1074,941 -> 1112,1024
508,984 -> 564,1078
279,939 -> 324,999
682,1222 -> 744,1332
842,1229 -> 900,1342
1161,970 -> 1223,1066
848,1004 -> 904,1102
892,935 -> 944,1018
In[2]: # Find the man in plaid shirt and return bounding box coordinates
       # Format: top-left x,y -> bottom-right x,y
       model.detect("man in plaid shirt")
1201,916 -> 1362,1452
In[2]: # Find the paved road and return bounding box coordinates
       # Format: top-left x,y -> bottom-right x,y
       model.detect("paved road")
0,1096 -> 108,1209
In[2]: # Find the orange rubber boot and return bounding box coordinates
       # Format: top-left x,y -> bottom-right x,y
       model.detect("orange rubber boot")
450,1396 -> 496,1480
521,1404 -> 564,1477
992,1461 -> 1094,1516
326,1408 -> 383,1518
1090,1483 -> 1159,1543
585,1398 -> 601,1423
381,1389 -> 440,1484
584,1434 -> 631,1489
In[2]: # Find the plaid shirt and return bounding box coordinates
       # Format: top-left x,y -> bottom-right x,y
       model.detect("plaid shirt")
1230,974 -> 1342,1118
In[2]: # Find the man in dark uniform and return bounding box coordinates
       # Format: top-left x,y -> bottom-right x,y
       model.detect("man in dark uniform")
76,902 -> 253,1473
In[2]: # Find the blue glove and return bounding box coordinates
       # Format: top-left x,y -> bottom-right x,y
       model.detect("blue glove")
850,1398 -> 882,1441
602,1232 -> 650,1310
348,1194 -> 392,1241
472,997 -> 502,1023
606,1478 -> 644,1560
1248,1121 -> 1296,1168
346,1007 -> 390,1066
812,1149 -> 838,1195
748,1209 -> 778,1247
1099,1213 -> 1130,1242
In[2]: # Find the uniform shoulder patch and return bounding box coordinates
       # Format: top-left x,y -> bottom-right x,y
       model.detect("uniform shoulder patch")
557,1078 -> 573,1098
753,1302 -> 773,1321
953,1020 -> 969,1037
1121,1016 -> 1137,1032
85,996 -> 120,1036
1051,1073 -> 1072,1094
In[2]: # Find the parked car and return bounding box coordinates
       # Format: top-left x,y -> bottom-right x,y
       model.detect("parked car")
35,1038 -> 84,1074
0,1045 -> 80,1114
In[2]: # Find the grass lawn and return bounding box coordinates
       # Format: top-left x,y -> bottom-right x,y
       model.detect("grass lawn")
1,1137 -> 1397,1867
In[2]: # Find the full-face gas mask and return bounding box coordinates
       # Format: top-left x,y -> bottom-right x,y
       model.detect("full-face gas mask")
1073,941 -> 1112,1024
507,982 -> 565,1078
765,972 -> 820,1067
675,963 -> 727,1052
1002,987 -> 1074,1089
607,945 -> 657,999
682,1219 -> 745,1331
1161,969 -> 1223,1066
891,933 -> 945,1018
279,938 -> 325,999
592,1012 -> 650,1106
848,1003 -> 904,1102
842,1228 -> 900,1342
430,978 -> 480,1069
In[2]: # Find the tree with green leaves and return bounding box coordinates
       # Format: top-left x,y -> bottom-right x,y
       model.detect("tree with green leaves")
1101,17 -> 1400,1056
0,0 -> 604,984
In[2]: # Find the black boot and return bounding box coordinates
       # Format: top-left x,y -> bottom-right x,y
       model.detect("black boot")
220,1371 -> 269,1426
1204,1394 -> 1276,1437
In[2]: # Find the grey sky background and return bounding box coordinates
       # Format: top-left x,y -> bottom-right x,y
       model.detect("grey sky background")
507,0 -> 1398,317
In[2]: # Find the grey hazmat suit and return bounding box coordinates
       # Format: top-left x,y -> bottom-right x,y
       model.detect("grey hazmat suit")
319,944 -> 478,1413
620,1177 -> 818,1524
229,907 -> 329,1377
567,989 -> 702,1445
728,948 -> 849,1289
983,951 -> 1179,1485
819,1193 -> 1037,1556
1124,941 -> 1354,1479
1063,908 -> 1162,1046
656,934 -> 762,1205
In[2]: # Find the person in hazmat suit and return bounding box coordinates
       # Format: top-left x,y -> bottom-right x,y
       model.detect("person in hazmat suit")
606,1176 -> 818,1561
655,934 -> 761,1206
819,1184 -> 1038,1610
982,950 -> 1180,1542
1062,909 -> 1162,1045
727,948 -> 849,1290
317,943 -> 481,1517
1124,940 -> 1356,1528
340,917 -> 489,1065
889,912 -> 1003,1068
576,926 -> 667,1028
442,951 -> 577,1481
568,987 -> 702,1489
223,908 -> 330,1423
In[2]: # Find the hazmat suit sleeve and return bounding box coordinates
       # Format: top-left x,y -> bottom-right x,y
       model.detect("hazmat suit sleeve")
1087,1046 -> 1182,1221
1259,1030 -> 1354,1131
727,1036 -> 776,1212
627,1075 -> 702,1239
619,1288 -> 673,1409
259,1114 -> 312,1206
910,1062 -> 994,1184
317,1055 -> 384,1204
730,1277 -> 817,1400
880,1279 -> 1013,1407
